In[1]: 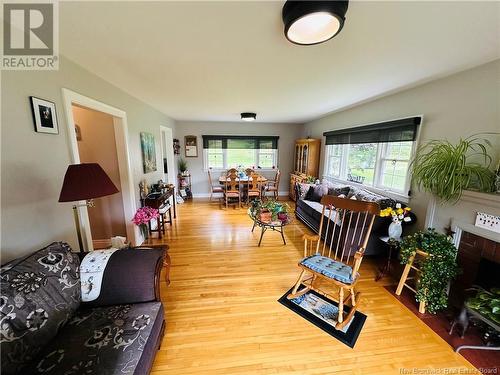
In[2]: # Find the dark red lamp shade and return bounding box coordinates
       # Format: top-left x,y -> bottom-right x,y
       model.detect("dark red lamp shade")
58,163 -> 119,202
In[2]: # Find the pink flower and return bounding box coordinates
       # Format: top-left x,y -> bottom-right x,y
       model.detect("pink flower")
132,206 -> 160,226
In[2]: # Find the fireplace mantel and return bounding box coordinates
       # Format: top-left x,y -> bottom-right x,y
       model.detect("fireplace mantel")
461,190 -> 500,209
451,218 -> 500,246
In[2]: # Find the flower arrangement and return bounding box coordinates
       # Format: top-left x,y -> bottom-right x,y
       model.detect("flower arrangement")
132,206 -> 159,239
379,203 -> 412,223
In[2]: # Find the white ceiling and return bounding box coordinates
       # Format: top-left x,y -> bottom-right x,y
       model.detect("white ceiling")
60,1 -> 500,124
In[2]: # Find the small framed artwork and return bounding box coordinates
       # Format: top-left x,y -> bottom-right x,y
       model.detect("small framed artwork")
185,135 -> 198,157
140,132 -> 157,173
30,96 -> 59,134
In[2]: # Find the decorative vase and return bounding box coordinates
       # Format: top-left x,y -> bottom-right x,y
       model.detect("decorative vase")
139,224 -> 149,240
388,221 -> 402,240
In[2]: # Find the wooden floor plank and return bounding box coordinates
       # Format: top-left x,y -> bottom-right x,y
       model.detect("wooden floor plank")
147,200 -> 475,374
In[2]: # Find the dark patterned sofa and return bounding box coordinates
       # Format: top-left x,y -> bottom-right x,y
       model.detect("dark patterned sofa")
294,181 -> 416,255
0,242 -> 166,375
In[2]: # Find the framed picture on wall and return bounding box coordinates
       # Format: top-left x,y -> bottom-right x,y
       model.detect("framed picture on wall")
30,96 -> 59,134
185,135 -> 198,157
140,132 -> 157,173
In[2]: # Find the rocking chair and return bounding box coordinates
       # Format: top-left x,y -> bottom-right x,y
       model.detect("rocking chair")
287,195 -> 379,330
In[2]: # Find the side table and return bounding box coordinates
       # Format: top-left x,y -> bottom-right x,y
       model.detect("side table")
375,236 -> 400,281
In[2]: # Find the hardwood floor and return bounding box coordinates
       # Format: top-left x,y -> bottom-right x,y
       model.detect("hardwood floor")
147,200 -> 475,374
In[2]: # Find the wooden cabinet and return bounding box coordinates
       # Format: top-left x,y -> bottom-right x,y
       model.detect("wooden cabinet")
289,138 -> 321,200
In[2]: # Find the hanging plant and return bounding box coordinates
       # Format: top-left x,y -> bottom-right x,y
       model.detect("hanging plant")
399,229 -> 460,314
411,134 -> 496,203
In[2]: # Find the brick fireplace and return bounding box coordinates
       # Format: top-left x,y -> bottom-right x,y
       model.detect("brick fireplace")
449,230 -> 500,308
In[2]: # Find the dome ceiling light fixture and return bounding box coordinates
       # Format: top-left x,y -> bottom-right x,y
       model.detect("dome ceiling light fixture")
241,112 -> 257,122
282,0 -> 349,45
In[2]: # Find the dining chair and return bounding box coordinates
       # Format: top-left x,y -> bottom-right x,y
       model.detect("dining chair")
245,168 -> 255,177
263,169 -> 280,200
246,172 -> 262,205
208,168 -> 224,202
223,168 -> 241,209
287,196 -> 380,330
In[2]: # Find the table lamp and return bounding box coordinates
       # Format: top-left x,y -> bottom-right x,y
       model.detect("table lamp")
59,163 -> 119,253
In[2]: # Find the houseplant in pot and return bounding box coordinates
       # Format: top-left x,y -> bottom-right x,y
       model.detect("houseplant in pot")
399,229 -> 460,313
411,134 -> 496,202
178,158 -> 189,176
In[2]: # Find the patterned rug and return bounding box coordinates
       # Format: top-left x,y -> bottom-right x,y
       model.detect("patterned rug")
278,288 -> 367,348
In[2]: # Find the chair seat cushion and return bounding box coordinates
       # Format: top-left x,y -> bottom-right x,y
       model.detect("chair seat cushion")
25,302 -> 164,375
265,186 -> 278,191
225,192 -> 240,197
212,187 -> 224,192
300,254 -> 354,284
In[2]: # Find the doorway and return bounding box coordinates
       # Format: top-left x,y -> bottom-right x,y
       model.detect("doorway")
160,126 -> 176,186
62,89 -> 138,251
72,105 -> 127,249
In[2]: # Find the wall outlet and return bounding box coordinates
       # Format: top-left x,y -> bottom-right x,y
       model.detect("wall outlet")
474,212 -> 500,234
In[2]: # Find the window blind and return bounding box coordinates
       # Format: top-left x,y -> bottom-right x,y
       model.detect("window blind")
323,117 -> 421,145
202,135 -> 279,149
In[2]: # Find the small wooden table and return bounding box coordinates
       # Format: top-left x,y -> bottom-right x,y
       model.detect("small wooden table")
143,187 -> 176,239
375,236 -> 400,281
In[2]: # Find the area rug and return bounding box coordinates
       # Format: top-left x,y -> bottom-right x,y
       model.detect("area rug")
384,285 -> 499,372
278,288 -> 366,348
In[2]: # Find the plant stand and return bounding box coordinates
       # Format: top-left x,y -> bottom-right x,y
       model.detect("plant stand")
396,249 -> 429,314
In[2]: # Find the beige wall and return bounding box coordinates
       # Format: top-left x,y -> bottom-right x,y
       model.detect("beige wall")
174,121 -> 304,196
1,56 -> 175,263
73,105 -> 127,240
303,60 -> 500,233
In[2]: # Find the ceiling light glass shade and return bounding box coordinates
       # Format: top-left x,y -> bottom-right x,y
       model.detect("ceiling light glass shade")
241,112 -> 256,121
282,1 -> 349,45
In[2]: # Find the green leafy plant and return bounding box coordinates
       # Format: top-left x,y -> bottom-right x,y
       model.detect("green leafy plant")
178,158 -> 188,173
305,175 -> 316,183
400,229 -> 459,314
251,199 -> 290,221
466,287 -> 500,324
411,134 -> 496,202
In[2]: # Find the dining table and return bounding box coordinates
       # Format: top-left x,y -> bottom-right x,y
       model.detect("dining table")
218,175 -> 268,185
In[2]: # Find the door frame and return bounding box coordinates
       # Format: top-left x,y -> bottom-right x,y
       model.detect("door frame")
61,88 -> 138,250
160,125 -> 176,186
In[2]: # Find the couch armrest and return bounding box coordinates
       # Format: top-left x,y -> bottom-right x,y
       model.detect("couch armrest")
83,247 -> 166,307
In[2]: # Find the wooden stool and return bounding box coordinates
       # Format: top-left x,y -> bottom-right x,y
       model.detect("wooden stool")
395,249 -> 429,314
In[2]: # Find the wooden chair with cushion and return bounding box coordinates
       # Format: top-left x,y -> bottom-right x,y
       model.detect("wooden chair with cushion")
287,195 -> 380,330
263,169 -> 280,200
223,168 -> 241,209
247,172 -> 262,205
208,168 -> 224,202
245,168 -> 255,177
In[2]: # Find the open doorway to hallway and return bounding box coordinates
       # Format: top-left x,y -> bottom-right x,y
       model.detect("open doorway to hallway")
72,105 -> 127,249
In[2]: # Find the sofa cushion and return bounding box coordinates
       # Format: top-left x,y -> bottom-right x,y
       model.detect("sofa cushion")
347,187 -> 395,209
304,184 -> 328,202
297,183 -> 314,200
0,242 -> 81,375
25,302 -> 164,375
300,254 -> 355,284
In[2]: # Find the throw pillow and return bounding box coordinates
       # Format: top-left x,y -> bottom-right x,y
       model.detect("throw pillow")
297,183 -> 314,200
328,186 -> 351,197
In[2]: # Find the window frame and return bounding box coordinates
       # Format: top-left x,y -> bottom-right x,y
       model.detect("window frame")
323,139 -> 418,201
203,148 -> 278,171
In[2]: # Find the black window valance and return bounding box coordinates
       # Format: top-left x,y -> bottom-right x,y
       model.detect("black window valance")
323,116 -> 421,145
202,135 -> 279,149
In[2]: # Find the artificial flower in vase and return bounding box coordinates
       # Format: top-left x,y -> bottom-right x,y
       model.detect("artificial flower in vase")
379,203 -> 411,240
132,206 -> 160,240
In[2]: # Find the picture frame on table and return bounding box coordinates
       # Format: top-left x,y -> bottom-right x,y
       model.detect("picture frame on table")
185,135 -> 198,157
30,96 -> 59,134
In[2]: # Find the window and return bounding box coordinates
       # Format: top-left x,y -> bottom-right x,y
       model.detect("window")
324,140 -> 415,195
322,116 -> 421,196
202,135 -> 279,170
325,144 -> 342,177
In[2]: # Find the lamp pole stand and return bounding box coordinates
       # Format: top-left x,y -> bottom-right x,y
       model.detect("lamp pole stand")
72,204 -> 84,254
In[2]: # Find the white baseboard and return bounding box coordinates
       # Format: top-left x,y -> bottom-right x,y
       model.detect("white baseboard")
191,191 -> 289,199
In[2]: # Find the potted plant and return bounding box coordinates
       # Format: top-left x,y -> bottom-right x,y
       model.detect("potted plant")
379,203 -> 412,240
132,206 -> 159,240
399,229 -> 460,314
411,134 -> 496,202
466,287 -> 500,324
178,158 -> 188,176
